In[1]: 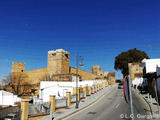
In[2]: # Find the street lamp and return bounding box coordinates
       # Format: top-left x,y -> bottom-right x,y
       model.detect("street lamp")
75,53 -> 84,109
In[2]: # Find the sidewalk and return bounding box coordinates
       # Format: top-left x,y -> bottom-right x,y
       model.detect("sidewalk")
39,85 -> 115,120
134,89 -> 160,120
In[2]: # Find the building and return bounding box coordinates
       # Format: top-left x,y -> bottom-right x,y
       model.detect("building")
128,63 -> 143,82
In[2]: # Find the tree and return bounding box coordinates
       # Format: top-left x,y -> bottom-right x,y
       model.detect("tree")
3,73 -> 30,96
114,48 -> 149,77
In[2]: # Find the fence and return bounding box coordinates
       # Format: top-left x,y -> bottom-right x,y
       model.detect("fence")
91,89 -> 93,94
80,92 -> 84,98
55,97 -> 67,108
71,95 -> 76,103
86,90 -> 89,96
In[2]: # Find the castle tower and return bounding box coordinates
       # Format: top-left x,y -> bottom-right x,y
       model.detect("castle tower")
12,62 -> 25,73
92,65 -> 101,75
11,62 -> 25,84
47,49 -> 70,75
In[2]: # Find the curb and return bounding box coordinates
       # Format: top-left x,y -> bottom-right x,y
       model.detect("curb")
58,86 -> 113,120
133,89 -> 153,116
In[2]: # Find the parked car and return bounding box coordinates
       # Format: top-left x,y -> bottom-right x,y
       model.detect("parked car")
118,83 -> 123,89
4,114 -> 18,120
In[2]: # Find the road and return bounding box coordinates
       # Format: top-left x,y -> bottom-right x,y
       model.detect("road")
63,86 -> 149,120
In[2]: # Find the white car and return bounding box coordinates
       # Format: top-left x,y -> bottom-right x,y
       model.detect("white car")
118,83 -> 123,89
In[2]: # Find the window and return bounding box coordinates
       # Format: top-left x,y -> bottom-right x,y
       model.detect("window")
52,53 -> 56,56
65,54 -> 69,58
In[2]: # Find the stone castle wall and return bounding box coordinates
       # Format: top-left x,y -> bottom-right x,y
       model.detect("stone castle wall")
23,68 -> 47,84
128,63 -> 143,81
70,67 -> 103,80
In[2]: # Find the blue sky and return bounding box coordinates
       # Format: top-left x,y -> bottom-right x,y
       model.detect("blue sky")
0,0 -> 160,82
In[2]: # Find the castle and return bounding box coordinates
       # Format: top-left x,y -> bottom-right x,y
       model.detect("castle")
10,49 -> 115,96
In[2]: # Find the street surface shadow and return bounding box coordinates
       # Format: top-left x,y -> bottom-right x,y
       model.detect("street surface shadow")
153,103 -> 158,105
87,112 -> 97,115
56,111 -> 62,114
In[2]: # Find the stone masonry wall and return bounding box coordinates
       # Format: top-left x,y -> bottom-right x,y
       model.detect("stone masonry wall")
47,49 -> 69,75
128,63 -> 143,81
23,68 -> 47,84
70,67 -> 103,80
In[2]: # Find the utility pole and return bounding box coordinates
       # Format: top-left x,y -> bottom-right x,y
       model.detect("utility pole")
75,53 -> 79,109
129,78 -> 134,120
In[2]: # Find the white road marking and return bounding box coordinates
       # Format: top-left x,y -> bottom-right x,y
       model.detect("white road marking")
115,104 -> 119,108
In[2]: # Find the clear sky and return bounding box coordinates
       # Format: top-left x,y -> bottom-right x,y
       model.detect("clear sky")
0,0 -> 160,82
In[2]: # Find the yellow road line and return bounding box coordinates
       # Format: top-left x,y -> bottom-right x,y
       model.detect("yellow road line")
63,87 -> 114,120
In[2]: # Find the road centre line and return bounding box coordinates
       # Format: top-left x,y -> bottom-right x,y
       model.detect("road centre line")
115,104 -> 119,108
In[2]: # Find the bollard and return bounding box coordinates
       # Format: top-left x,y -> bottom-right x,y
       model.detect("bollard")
97,84 -> 99,91
66,92 -> 71,106
85,84 -> 88,96
21,99 -> 29,120
105,81 -> 107,86
100,83 -> 102,90
89,87 -> 92,96
92,86 -> 95,94
50,95 -> 56,112
105,82 -> 107,87
73,88 -> 76,95
73,87 -> 80,101
103,83 -> 105,89
78,88 -> 80,101
83,86 -> 87,98
95,85 -> 98,92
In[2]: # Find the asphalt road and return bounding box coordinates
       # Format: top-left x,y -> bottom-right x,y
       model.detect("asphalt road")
63,86 -> 149,120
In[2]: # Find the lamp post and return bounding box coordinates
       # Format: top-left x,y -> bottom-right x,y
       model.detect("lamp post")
75,53 -> 83,109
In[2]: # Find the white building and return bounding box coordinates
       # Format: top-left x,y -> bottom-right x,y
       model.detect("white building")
142,59 -> 160,73
0,90 -> 21,106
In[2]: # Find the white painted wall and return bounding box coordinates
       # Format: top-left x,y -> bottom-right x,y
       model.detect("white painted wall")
132,78 -> 143,88
0,90 -> 21,106
39,80 -> 106,102
142,59 -> 160,73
